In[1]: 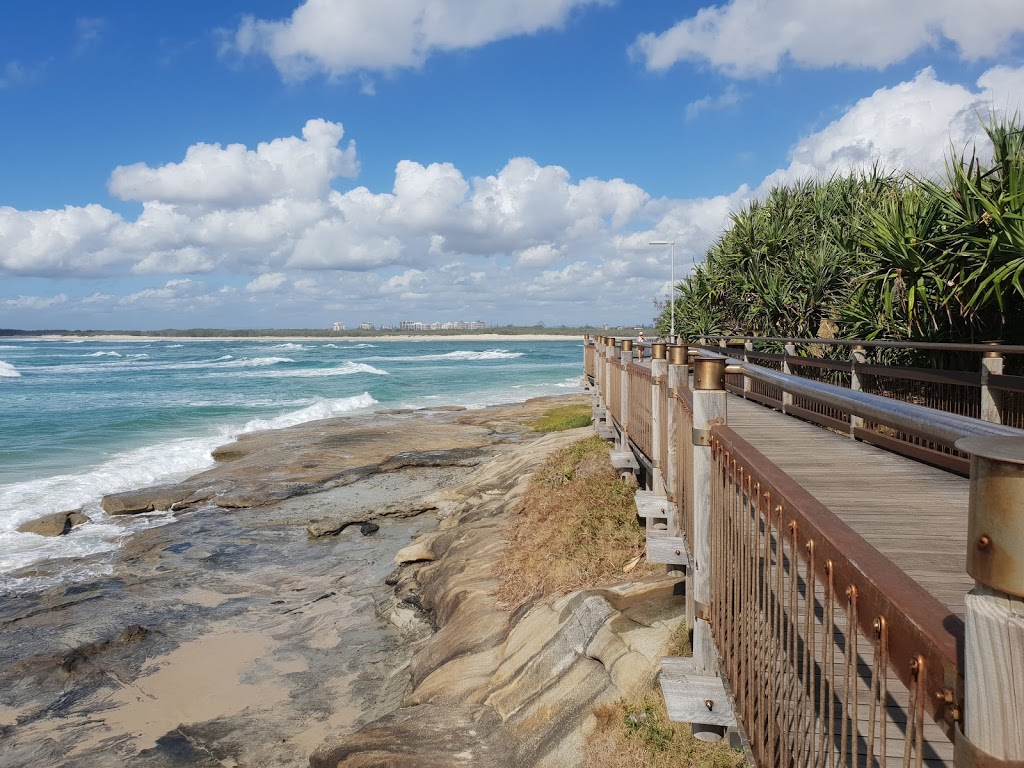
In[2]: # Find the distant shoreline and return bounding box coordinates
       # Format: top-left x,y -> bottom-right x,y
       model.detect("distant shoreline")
19,333 -> 583,343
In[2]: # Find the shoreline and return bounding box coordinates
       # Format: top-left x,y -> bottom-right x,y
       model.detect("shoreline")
12,334 -> 584,343
0,396 -> 590,766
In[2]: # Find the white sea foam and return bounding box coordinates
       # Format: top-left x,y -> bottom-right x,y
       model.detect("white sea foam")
0,360 -> 20,378
167,344 -> 183,348
364,349 -> 524,362
270,342 -> 305,350
351,343 -> 376,348
0,392 -> 377,583
0,345 -> 21,349
210,361 -> 388,379
85,351 -> 122,357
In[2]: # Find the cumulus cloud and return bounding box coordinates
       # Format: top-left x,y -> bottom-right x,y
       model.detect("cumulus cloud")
764,65 -> 1024,186
227,0 -> 610,80
245,272 -> 288,293
3,65 -> 1024,326
634,0 -> 1024,76
109,119 -> 357,207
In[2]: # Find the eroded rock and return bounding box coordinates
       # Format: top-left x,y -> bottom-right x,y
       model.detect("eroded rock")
16,510 -> 90,536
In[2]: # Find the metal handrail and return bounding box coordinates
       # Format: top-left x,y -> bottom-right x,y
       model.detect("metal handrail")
705,335 -> 1024,355
696,349 -> 1024,448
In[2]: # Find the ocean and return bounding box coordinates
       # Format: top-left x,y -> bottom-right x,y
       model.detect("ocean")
0,337 -> 583,590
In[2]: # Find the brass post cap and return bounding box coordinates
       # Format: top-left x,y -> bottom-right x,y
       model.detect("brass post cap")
668,345 -> 687,366
693,356 -> 726,391
652,342 -> 667,360
621,339 -> 633,351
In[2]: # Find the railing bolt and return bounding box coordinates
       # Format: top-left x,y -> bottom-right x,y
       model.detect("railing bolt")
976,534 -> 992,550
705,699 -> 714,711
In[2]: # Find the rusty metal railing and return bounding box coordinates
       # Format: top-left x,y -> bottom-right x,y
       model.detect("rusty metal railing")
710,425 -> 959,767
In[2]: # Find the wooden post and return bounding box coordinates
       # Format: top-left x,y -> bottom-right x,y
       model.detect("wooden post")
980,347 -> 1004,425
953,436 -> 1024,764
689,355 -> 728,742
743,339 -> 753,398
782,342 -> 796,413
850,345 -> 867,437
651,343 -> 668,497
666,345 -> 689,577
620,340 -> 632,451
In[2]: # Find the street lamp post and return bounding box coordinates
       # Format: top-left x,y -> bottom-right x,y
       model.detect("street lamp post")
649,240 -> 676,343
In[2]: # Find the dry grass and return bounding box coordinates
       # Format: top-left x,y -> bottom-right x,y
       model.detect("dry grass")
496,436 -> 654,610
584,691 -> 746,768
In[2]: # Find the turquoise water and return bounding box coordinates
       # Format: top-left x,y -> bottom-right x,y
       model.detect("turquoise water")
0,337 -> 583,584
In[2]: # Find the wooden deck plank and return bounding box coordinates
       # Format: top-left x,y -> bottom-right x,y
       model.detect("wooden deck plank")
725,395 -> 972,619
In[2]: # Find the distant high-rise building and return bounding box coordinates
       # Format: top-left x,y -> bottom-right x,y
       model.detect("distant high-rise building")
332,322 -> 345,331
359,322 -> 374,331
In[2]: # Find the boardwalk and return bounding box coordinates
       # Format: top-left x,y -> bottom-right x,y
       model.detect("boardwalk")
724,395 -> 964,767
587,337 -> 1024,767
726,396 -> 972,619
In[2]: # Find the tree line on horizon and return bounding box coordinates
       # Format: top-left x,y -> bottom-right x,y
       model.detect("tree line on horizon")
657,117 -> 1024,361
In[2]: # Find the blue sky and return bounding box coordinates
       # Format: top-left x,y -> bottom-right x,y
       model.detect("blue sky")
2,1 -> 1023,330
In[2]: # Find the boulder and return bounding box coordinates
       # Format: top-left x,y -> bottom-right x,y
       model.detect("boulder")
17,510 -> 90,537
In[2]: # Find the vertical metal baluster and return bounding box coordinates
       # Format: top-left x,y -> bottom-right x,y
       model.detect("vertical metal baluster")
825,562 -> 835,768
790,520 -> 802,766
803,542 -> 816,767
840,587 -> 853,767
913,657 -> 925,768
848,590 -> 859,768
867,617 -> 882,768
878,619 -> 888,768
770,495 -> 778,765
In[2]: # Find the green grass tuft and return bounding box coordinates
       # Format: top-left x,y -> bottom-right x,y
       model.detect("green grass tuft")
530,404 -> 593,432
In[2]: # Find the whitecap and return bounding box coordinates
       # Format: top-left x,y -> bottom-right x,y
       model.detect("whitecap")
269,343 -> 305,350
167,344 -> 183,348
0,360 -> 20,378
84,351 -> 122,357
364,349 -> 523,363
0,392 -> 377,582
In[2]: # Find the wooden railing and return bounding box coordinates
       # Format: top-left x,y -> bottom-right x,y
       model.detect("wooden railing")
582,335 -> 1024,768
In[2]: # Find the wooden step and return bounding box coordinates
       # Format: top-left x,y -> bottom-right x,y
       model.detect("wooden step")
647,535 -> 688,565
634,491 -> 669,518
610,451 -> 639,471
660,657 -> 736,727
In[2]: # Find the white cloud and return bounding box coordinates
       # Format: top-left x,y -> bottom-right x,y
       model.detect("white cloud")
3,64 -> 1024,326
227,0 -> 610,80
764,65 -> 1024,186
634,0 -> 1024,76
686,85 -> 741,121
108,119 -> 358,207
245,272 -> 288,293
3,294 -> 68,310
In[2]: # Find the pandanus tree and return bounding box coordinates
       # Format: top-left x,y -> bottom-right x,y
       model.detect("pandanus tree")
659,116 -> 1024,355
